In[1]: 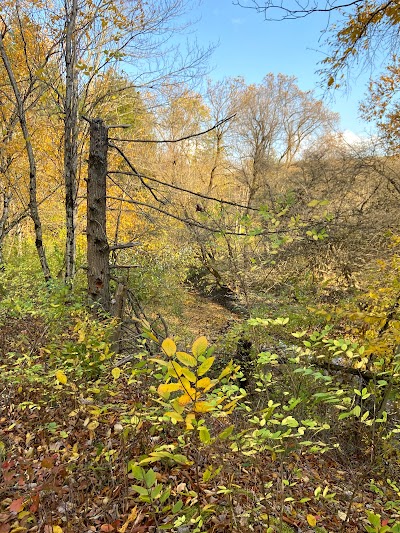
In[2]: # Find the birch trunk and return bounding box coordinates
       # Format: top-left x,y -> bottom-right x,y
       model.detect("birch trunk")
64,0 -> 79,282
0,31 -> 51,281
0,193 -> 11,265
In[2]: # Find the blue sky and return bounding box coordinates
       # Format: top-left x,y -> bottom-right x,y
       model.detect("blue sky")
187,0 -> 375,136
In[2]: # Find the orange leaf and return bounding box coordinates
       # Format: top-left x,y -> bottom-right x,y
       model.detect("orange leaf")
100,525 -> 115,532
9,498 -> 24,513
30,493 -> 40,513
41,457 -> 55,469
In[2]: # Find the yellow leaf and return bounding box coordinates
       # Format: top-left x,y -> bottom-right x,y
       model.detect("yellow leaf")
218,362 -> 233,380
167,361 -> 183,378
158,383 -> 182,397
197,377 -> 211,389
185,413 -> 196,429
198,357 -> 215,376
176,351 -> 197,367
87,420 -> 99,431
181,367 -> 196,382
162,338 -> 176,357
56,370 -> 67,385
119,506 -> 138,533
192,336 -> 208,358
149,358 -> 169,367
307,514 -> 317,527
171,398 -> 184,414
53,526 -> 64,533
112,367 -> 121,379
177,393 -> 193,406
224,399 -> 239,413
194,401 -> 214,413
164,411 -> 184,422
177,376 -> 192,392
143,330 -> 158,343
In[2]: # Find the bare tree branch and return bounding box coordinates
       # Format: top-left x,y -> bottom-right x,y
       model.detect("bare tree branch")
109,242 -> 141,251
107,171 -> 260,212
234,0 -> 363,20
106,195 -> 296,236
108,142 -> 165,203
108,115 -> 236,143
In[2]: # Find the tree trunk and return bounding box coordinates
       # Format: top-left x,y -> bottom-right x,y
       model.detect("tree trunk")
0,31 -> 51,281
87,118 -> 110,311
207,130 -> 223,195
64,0 -> 79,282
0,193 -> 11,265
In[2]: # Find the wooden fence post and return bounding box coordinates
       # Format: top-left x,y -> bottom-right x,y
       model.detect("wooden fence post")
87,118 -> 110,311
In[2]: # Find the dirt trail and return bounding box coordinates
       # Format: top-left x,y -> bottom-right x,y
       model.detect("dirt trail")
163,291 -> 242,344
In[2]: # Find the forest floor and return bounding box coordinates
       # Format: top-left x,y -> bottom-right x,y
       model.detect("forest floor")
0,289 -> 399,533
162,291 -> 241,342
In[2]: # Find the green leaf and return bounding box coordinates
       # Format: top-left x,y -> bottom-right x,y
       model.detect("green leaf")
199,426 -> 211,444
281,416 -> 299,427
172,500 -> 183,513
366,511 -> 381,528
144,469 -> 157,487
160,487 -> 171,504
132,485 -> 148,496
172,454 -> 192,465
151,484 -> 163,499
292,331 -> 307,338
198,356 -> 215,376
138,456 -> 158,465
203,467 -> 212,482
130,465 -> 145,480
308,199 -> 320,207
218,425 -> 234,440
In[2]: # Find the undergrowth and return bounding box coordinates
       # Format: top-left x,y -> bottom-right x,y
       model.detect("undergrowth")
0,254 -> 400,532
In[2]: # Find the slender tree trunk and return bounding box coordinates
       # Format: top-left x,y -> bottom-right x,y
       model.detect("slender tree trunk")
0,31 -> 51,281
0,193 -> 11,264
207,130 -> 223,195
87,118 -> 110,311
64,0 -> 79,282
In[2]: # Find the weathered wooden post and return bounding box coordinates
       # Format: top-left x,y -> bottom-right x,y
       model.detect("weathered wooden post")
87,118 -> 110,311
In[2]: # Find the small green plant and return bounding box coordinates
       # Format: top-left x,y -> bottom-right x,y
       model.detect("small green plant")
365,511 -> 400,533
56,311 -> 115,379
